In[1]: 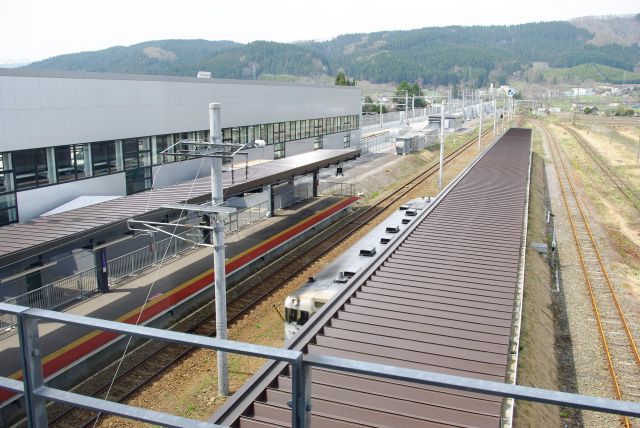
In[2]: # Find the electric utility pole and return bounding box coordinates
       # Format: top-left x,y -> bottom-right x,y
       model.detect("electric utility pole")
478,99 -> 483,153
439,100 -> 446,191
209,103 -> 229,396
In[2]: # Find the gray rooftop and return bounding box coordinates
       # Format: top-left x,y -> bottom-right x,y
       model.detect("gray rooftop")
0,149 -> 359,268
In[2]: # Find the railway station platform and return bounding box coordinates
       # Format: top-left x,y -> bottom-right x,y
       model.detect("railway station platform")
0,195 -> 358,411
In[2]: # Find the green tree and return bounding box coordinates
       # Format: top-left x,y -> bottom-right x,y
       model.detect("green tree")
335,71 -> 356,86
394,81 -> 426,110
614,105 -> 635,116
362,95 -> 388,114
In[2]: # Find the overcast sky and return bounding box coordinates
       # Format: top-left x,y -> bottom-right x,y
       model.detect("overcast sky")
1,0 -> 638,63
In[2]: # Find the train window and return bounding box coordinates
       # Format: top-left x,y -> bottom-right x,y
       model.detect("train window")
286,308 -> 311,325
285,308 -> 296,324
298,310 -> 309,326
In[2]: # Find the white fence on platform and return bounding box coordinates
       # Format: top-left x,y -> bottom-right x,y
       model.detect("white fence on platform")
0,200 -> 274,331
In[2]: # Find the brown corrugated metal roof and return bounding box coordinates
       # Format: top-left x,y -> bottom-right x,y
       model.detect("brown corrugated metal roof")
0,149 -> 359,267
213,128 -> 532,427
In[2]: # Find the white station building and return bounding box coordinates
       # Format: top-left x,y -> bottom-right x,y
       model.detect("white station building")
0,69 -> 361,225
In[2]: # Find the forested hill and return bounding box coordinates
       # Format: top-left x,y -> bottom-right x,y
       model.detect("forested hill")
22,18 -> 640,86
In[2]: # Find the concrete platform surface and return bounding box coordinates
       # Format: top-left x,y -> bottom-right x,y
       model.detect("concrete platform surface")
0,196 -> 355,392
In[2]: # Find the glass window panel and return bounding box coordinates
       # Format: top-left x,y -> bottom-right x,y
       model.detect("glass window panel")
138,151 -> 150,167
0,172 -> 13,193
222,128 -> 232,143
240,127 -> 247,145
74,145 -> 86,179
1,152 -> 13,171
291,122 -> 296,140
0,193 -> 16,209
0,207 -> 17,226
248,126 -> 254,144
12,150 -> 36,189
55,145 -> 75,182
108,142 -> 118,171
91,142 -> 109,175
125,168 -> 151,195
123,138 -> 139,170
155,135 -> 174,164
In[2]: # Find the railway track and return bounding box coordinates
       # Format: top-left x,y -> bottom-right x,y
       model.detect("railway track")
535,120 -> 640,428
574,116 -> 640,127
560,124 -> 640,212
47,125 -> 500,427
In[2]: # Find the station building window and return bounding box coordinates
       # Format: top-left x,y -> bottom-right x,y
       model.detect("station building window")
0,153 -> 17,225
12,148 -> 50,190
154,135 -> 172,164
122,138 -> 152,195
55,144 -> 87,182
91,141 -> 118,175
0,113 -> 358,202
314,136 -> 323,150
274,143 -> 285,159
343,134 -> 351,148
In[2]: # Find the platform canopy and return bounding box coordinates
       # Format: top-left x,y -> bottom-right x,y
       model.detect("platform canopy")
0,149 -> 360,268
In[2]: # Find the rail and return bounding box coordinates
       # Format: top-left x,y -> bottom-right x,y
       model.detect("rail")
536,120 -> 640,428
560,124 -> 640,211
1,303 -> 640,428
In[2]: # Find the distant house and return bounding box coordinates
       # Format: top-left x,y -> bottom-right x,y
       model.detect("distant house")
572,87 -> 595,96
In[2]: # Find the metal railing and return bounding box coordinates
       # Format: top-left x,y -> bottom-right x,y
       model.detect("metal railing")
318,181 -> 355,197
1,201 -> 273,331
361,108 -> 436,128
1,302 -> 640,428
360,131 -> 393,154
0,269 -> 97,331
224,201 -> 269,234
107,228 -> 203,285
273,183 -> 311,212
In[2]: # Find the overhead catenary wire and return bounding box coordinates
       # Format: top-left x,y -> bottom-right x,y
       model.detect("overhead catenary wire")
92,157 -> 207,428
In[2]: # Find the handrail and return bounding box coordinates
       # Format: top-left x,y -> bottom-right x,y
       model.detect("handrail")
1,302 -> 640,428
1,200 -> 272,331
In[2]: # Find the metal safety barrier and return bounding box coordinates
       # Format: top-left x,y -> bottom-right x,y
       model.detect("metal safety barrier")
0,269 -> 97,331
360,131 -> 393,154
318,181 -> 355,197
1,201 -> 273,331
224,201 -> 269,234
1,302 -> 640,428
107,228 -> 202,284
273,183 -> 311,212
